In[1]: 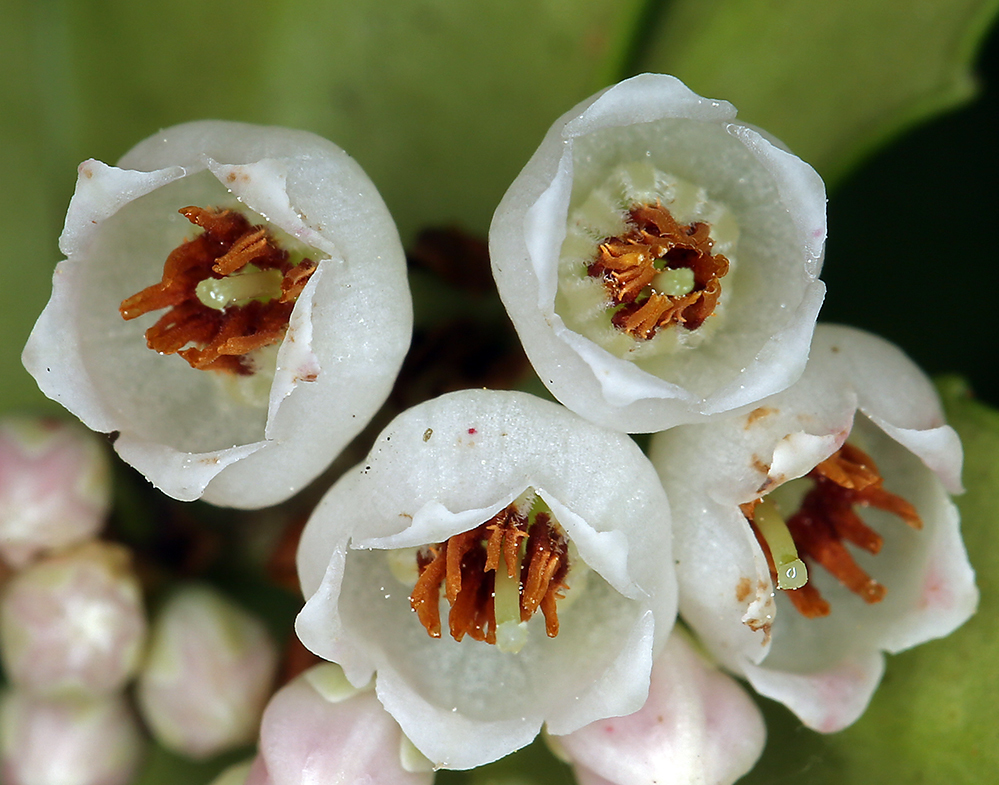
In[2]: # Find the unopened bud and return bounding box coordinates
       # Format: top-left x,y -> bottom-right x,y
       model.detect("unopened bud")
244,663 -> 432,785
0,417 -> 111,569
0,542 -> 146,697
0,688 -> 145,785
136,584 -> 278,759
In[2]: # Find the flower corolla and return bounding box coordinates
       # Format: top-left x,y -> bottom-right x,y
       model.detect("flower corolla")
490,73 -> 826,433
552,629 -> 765,785
295,389 -> 677,769
23,120 -> 411,508
650,325 -> 977,731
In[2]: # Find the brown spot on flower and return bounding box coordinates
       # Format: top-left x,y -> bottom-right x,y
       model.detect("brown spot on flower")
409,501 -> 569,644
588,202 -> 729,340
736,577 -> 752,602
746,407 -> 778,427
119,207 -> 316,375
747,443 -> 922,618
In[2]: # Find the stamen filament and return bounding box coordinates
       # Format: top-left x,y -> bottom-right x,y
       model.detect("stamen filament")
746,442 -> 923,620
753,498 -> 809,590
494,547 -> 527,654
407,492 -> 570,648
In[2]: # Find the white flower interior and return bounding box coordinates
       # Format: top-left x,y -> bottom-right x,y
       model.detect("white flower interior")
78,170 -> 325,454
556,162 -> 738,360
560,119 -> 808,398
340,531 -> 642,722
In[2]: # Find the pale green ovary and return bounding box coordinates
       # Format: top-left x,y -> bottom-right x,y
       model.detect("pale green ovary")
195,265 -> 284,311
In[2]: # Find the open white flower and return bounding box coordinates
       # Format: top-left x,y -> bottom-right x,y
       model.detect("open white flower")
23,121 -> 411,508
490,73 -> 826,433
650,325 -> 977,731
295,389 -> 676,769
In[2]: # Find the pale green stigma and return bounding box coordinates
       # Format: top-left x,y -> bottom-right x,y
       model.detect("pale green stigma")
195,264 -> 284,311
754,498 -> 808,590
652,267 -> 695,297
494,556 -> 528,654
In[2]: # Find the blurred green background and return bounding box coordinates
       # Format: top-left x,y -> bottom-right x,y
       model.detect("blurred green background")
1,1 -> 997,783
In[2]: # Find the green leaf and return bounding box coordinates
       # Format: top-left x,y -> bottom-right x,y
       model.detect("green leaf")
742,376 -> 999,784
639,0 -> 999,184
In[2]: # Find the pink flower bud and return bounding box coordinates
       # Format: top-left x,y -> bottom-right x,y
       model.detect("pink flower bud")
0,417 -> 111,569
0,688 -> 145,785
246,663 -> 433,785
136,584 -> 279,759
0,542 -> 146,697
552,630 -> 765,785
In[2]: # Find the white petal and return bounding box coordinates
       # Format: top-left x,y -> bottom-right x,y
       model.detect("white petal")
742,650 -> 885,733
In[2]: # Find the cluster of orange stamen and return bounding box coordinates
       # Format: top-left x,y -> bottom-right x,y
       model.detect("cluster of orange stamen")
587,202 -> 729,340
119,207 -> 316,375
748,443 -> 922,618
409,502 -> 569,644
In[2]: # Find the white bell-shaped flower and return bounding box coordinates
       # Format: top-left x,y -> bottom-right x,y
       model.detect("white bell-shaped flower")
490,74 -> 826,433
296,389 -> 677,769
23,121 -> 411,508
650,325 -> 977,731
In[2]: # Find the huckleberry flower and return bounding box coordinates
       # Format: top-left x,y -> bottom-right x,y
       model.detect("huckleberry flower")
0,417 -> 111,570
650,325 -> 977,731
136,584 -> 278,759
243,663 -> 433,785
490,74 -> 826,433
295,390 -> 677,769
23,121 -> 411,508
0,689 -> 145,785
551,629 -> 765,785
0,542 -> 146,698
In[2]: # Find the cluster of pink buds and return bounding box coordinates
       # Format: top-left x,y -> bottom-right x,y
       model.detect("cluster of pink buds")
0,418 -> 280,784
